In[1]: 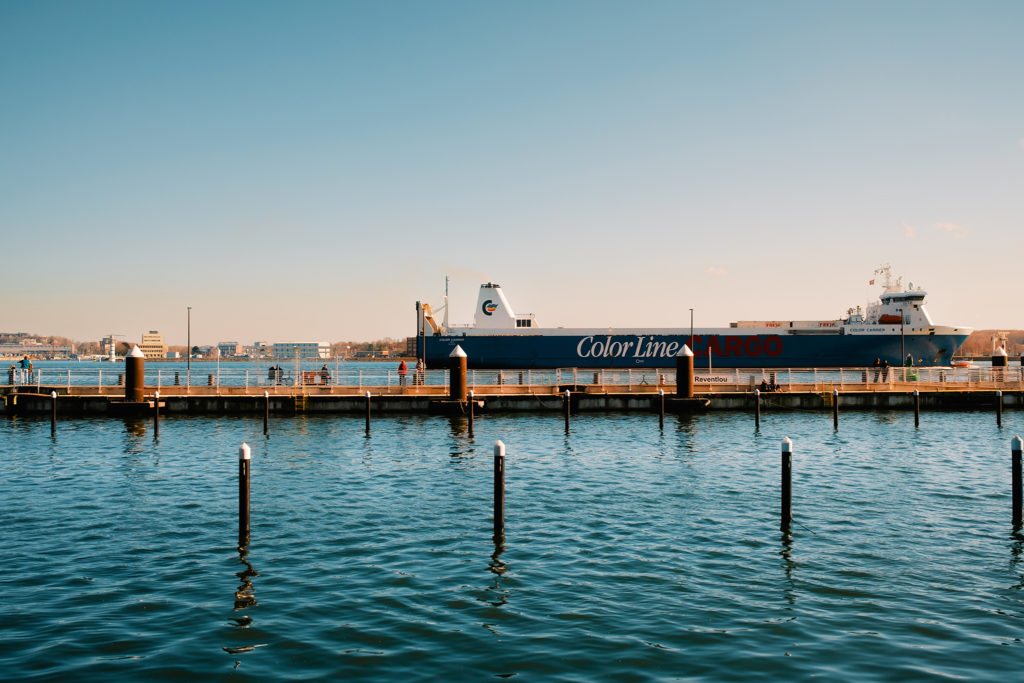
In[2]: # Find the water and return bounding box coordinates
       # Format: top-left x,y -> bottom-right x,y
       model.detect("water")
1,409 -> 1023,680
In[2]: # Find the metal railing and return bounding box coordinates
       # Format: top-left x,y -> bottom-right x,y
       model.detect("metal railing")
7,365 -> 1024,393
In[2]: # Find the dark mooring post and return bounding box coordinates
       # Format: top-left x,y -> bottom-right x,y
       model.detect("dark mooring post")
50,390 -> 57,437
494,440 -> 505,541
754,388 -> 761,430
153,390 -> 160,435
832,389 -> 839,430
676,344 -> 694,398
365,391 -> 371,435
997,390 -> 1003,428
125,345 -> 145,402
564,389 -> 571,433
263,390 -> 269,436
658,389 -> 665,430
239,442 -> 251,545
449,344 -> 468,402
1012,436 -> 1022,528
468,389 -> 475,437
914,389 -> 920,428
781,437 -> 793,532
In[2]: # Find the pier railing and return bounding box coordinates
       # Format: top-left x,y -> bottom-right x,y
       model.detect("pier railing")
8,365 -> 1024,394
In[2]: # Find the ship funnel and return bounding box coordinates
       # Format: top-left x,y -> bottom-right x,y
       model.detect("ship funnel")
474,283 -> 516,328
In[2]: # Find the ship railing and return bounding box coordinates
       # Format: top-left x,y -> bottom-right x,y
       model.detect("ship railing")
11,365 -> 1024,393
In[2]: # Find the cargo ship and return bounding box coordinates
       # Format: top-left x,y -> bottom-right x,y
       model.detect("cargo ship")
415,268 -> 972,369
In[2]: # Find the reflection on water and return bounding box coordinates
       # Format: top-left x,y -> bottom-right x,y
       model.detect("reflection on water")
233,545 -> 259,611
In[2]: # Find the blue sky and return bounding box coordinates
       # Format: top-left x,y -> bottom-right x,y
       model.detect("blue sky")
2,1 -> 1022,345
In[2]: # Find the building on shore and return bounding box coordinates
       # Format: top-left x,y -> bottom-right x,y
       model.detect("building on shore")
217,341 -> 243,357
139,331 -> 168,359
273,341 -> 331,359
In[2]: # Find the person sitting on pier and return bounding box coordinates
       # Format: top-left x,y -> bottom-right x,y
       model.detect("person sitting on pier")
320,364 -> 331,385
759,378 -> 770,392
7,364 -> 15,385
872,357 -> 881,382
769,379 -> 780,392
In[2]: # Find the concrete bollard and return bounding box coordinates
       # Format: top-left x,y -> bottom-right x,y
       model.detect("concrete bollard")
263,391 -> 269,436
754,388 -> 761,430
494,440 -> 505,541
50,391 -> 57,437
125,345 -> 145,402
239,443 -> 251,545
564,389 -> 571,433
781,437 -> 793,531
1014,436 -> 1023,528
676,345 -> 694,398
449,345 -> 468,402
914,389 -> 920,428
832,389 -> 839,430
997,390 -> 1003,428
468,390 -> 475,437
658,389 -> 664,430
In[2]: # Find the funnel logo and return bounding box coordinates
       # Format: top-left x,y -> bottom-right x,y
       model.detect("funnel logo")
482,300 -> 497,316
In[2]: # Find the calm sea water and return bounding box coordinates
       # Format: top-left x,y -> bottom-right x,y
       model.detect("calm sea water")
1,408 -> 1023,680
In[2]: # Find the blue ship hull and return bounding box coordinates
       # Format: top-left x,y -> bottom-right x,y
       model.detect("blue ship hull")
420,332 -> 968,369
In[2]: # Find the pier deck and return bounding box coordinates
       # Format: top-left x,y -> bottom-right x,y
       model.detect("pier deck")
3,382 -> 1022,415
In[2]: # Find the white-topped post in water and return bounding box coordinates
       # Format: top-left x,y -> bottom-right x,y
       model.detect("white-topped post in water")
125,345 -> 145,402
449,345 -> 468,402
239,442 -> 251,545
781,437 -> 793,531
676,344 -> 694,398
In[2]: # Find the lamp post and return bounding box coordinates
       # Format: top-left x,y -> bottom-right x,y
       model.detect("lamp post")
187,306 -> 192,389
689,308 -> 694,351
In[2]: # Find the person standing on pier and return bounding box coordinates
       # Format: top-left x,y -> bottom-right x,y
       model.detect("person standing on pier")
398,360 -> 408,387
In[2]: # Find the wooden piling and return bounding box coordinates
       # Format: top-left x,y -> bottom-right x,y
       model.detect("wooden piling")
153,390 -> 160,435
832,389 -> 839,430
914,389 -> 920,427
997,390 -> 1003,428
493,440 -> 505,541
50,391 -> 57,437
676,345 -> 694,398
564,389 -> 571,433
754,388 -> 761,430
263,391 -> 269,436
365,391 -> 371,434
781,437 -> 793,531
468,390 -> 475,437
1013,436 -> 1022,528
658,389 -> 664,430
239,443 -> 251,545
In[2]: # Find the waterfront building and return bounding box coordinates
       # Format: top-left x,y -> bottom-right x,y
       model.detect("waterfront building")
139,331 -> 168,359
244,342 -> 269,359
218,341 -> 243,357
273,341 -> 331,359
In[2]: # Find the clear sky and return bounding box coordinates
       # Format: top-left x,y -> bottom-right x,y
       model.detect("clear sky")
2,1 -> 1021,346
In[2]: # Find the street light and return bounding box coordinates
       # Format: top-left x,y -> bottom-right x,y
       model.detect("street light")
187,306 -> 192,389
689,308 -> 694,351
